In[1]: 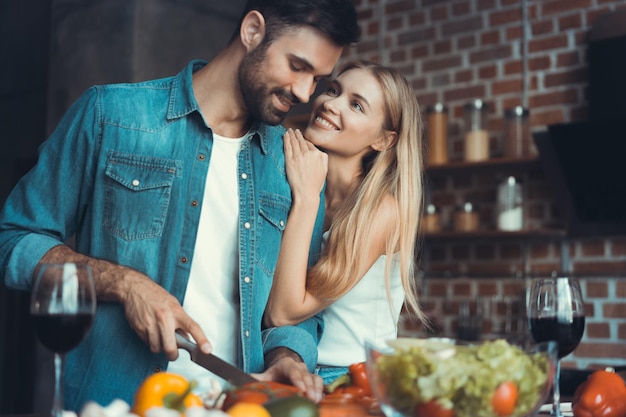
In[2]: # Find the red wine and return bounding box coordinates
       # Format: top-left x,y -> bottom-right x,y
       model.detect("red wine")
32,313 -> 93,354
529,316 -> 585,358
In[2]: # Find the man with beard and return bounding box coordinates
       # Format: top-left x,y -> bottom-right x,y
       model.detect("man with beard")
0,0 -> 360,411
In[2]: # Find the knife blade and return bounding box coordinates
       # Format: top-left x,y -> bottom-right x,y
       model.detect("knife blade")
175,331 -> 257,386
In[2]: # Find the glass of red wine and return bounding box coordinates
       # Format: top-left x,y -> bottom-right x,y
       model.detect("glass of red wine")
30,263 -> 96,417
527,276 -> 585,417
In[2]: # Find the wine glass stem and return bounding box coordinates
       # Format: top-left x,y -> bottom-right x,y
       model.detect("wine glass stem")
52,353 -> 65,417
552,359 -> 562,417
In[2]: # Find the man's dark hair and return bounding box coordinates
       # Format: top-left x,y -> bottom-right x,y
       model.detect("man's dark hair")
231,0 -> 360,47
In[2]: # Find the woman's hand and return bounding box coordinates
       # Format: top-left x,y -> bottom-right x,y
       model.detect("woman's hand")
283,128 -> 327,203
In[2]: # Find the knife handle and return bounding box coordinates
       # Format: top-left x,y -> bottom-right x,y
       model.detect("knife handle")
175,330 -> 195,353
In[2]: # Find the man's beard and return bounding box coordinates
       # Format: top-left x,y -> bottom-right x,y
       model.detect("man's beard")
238,44 -> 299,126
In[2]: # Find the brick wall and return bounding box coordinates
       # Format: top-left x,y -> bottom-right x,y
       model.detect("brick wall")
343,0 -> 626,368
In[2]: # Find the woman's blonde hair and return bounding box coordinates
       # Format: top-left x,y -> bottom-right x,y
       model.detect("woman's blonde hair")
306,60 -> 425,322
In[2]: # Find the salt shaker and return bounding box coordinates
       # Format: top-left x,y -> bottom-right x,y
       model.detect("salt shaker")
497,176 -> 523,231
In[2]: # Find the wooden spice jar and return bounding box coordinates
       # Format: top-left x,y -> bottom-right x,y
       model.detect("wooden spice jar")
426,103 -> 448,165
463,99 -> 489,162
423,203 -> 441,233
454,202 -> 479,232
503,106 -> 535,158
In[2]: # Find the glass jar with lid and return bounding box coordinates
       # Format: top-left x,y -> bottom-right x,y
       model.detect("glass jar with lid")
503,106 -> 534,158
454,202 -> 479,232
423,203 -> 441,233
496,176 -> 523,231
426,103 -> 448,165
463,99 -> 489,161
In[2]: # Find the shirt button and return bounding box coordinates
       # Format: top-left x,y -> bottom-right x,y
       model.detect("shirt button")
241,173 -> 248,180
132,179 -> 140,187
244,222 -> 251,229
279,220 -> 285,227
244,276 -> 250,283
153,367 -> 161,373
191,200 -> 198,207
181,257 -> 188,263
198,154 -> 206,161
245,330 -> 249,337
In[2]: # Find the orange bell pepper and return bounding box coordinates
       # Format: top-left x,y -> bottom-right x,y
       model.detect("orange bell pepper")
132,372 -> 203,417
572,368 -> 626,417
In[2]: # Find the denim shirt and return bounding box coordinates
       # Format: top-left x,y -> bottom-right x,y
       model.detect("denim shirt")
0,60 -> 324,411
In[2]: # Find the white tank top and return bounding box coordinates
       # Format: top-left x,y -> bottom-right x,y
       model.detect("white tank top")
168,132 -> 246,391
316,234 -> 405,366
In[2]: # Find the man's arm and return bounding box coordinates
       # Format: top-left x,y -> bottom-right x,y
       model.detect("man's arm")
260,316 -> 324,401
0,87 -> 210,361
39,244 -> 211,360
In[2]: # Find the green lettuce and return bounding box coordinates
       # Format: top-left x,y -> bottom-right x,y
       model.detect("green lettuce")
375,339 -> 549,417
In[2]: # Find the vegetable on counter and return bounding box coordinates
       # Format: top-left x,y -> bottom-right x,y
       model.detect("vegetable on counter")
220,381 -> 301,412
132,372 -> 203,417
226,402 -> 271,417
221,383 -> 317,417
572,367 -> 626,417
264,396 -> 319,417
348,362 -> 373,396
374,339 -> 549,417
323,361 -> 373,397
319,362 -> 379,415
414,399 -> 455,417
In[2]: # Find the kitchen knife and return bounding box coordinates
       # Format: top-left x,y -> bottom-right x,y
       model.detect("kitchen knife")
175,331 -> 257,386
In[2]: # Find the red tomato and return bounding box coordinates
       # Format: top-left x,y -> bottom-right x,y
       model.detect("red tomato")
414,399 -> 455,417
491,381 -> 518,417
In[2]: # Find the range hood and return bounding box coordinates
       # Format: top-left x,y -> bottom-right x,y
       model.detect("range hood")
533,9 -> 626,237
534,121 -> 626,237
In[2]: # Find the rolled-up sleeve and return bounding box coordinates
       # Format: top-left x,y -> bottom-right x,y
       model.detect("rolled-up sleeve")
261,314 -> 324,372
0,87 -> 99,290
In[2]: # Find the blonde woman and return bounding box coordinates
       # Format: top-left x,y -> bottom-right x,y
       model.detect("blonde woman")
264,61 -> 426,383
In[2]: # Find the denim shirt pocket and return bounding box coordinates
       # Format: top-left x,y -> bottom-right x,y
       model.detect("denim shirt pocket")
257,191 -> 290,277
103,152 -> 178,241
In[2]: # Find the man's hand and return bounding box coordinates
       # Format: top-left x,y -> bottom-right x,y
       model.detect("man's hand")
39,245 -> 212,361
121,272 -> 212,360
255,347 -> 324,402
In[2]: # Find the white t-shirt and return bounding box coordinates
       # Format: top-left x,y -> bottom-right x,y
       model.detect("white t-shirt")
168,132 -> 246,392
317,233 -> 404,366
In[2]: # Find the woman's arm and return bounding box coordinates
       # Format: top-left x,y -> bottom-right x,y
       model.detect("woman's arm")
264,129 -> 327,327
264,129 -> 396,327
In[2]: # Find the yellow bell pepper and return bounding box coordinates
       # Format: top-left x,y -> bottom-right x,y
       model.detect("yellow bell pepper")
132,372 -> 203,417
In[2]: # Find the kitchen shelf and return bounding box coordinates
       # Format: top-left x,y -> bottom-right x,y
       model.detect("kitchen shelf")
426,156 -> 541,176
423,228 -> 566,241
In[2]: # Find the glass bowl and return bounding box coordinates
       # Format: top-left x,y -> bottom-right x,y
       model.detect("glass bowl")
365,338 -> 557,417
